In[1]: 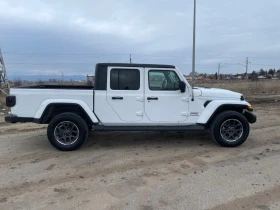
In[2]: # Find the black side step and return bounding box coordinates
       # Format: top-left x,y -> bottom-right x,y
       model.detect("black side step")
92,125 -> 205,132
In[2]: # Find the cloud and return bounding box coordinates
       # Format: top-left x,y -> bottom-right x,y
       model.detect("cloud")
0,0 -> 54,23
71,17 -> 157,42
1,0 -> 280,78
175,12 -> 186,17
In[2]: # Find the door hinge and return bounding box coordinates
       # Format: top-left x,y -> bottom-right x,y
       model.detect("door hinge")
136,97 -> 144,102
182,97 -> 189,102
181,112 -> 188,117
136,111 -> 143,116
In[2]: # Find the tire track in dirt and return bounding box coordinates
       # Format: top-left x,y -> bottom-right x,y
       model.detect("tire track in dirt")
0,126 -> 46,134
209,185 -> 280,210
1,134 -> 280,201
0,102 -> 280,209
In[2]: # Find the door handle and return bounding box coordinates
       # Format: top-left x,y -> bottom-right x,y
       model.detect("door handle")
112,97 -> 123,100
147,97 -> 158,100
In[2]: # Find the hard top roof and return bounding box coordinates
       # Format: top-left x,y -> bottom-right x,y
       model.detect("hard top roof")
96,63 -> 176,69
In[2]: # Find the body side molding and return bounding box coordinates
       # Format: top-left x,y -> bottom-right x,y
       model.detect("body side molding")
92,124 -> 205,131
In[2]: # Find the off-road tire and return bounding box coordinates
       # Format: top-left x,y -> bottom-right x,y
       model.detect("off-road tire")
47,112 -> 88,151
210,111 -> 250,147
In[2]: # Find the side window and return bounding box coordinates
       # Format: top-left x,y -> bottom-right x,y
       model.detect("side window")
149,70 -> 180,91
110,69 -> 140,90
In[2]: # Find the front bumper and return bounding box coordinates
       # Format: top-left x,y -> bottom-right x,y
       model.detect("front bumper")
5,114 -> 36,123
243,110 -> 257,124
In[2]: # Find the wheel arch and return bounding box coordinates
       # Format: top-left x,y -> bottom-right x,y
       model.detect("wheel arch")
197,100 -> 251,127
36,101 -> 98,125
205,104 -> 248,127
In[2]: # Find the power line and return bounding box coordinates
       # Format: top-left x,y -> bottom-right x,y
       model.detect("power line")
3,51 -> 278,59
3,62 -> 235,66
2,51 -> 187,58
5,62 -> 280,68
249,64 -> 280,66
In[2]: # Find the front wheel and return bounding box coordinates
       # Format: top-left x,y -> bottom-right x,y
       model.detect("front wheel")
210,111 -> 250,147
47,112 -> 88,151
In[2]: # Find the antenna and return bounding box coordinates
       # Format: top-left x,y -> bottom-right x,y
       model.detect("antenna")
129,54 -> 132,63
0,48 -> 9,95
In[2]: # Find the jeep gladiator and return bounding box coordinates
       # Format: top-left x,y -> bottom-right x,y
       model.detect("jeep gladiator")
5,63 -> 257,151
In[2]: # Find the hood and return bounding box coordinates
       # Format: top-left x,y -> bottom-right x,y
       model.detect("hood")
194,87 -> 243,100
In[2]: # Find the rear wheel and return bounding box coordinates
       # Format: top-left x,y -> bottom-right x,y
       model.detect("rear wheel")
47,112 -> 88,151
210,111 -> 250,147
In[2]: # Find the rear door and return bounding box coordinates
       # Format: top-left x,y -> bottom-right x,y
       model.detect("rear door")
106,67 -> 144,122
144,68 -> 189,123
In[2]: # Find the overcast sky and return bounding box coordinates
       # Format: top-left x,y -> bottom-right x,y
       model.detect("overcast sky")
1,0 -> 280,78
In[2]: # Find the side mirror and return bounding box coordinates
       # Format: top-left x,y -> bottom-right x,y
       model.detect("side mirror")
179,81 -> 186,93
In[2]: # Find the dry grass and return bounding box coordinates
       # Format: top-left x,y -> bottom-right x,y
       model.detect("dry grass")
0,93 -> 7,115
191,79 -> 280,96
0,94 -> 5,105
1,80 -> 279,112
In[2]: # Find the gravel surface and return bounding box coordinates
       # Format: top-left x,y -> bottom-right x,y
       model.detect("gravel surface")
0,103 -> 280,210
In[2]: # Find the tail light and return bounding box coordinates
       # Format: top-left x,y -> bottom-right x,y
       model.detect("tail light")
6,96 -> 16,107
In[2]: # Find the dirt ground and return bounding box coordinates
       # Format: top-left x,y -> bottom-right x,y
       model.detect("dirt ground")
1,100 -> 280,210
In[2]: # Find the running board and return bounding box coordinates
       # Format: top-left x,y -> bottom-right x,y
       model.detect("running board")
92,125 -> 205,132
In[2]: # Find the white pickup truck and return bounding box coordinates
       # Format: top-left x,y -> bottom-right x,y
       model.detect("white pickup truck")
5,63 -> 256,151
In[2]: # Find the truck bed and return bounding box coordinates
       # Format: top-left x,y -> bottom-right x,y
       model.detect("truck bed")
17,85 -> 94,90
9,87 -> 94,118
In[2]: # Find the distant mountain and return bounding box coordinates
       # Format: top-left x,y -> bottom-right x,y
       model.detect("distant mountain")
8,74 -> 86,81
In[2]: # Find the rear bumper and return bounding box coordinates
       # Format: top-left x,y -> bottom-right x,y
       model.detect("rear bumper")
243,110 -> 257,124
5,114 -> 38,123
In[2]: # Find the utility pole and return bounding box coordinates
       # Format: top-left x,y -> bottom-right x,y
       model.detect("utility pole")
238,58 -> 250,80
191,0 -> 196,101
0,48 -> 9,95
245,57 -> 249,80
218,63 -> 228,80
218,63 -> 221,80
129,54 -> 132,63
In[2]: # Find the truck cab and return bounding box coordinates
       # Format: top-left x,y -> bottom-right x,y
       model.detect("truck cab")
94,63 -> 192,125
5,63 -> 256,151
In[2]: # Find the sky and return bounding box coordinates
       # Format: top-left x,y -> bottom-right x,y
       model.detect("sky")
1,0 -> 280,80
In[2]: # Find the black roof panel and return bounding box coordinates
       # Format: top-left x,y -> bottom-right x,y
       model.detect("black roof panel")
96,63 -> 175,69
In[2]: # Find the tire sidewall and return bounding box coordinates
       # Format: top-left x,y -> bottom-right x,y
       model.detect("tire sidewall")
47,113 -> 88,151
211,111 -> 250,147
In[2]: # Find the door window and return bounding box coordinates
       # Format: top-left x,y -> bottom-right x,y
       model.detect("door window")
110,69 -> 140,90
148,70 -> 180,91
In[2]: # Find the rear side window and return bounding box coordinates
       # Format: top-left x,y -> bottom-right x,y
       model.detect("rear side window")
110,69 -> 140,90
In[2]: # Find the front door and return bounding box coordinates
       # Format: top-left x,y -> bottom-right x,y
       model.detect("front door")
106,67 -> 144,122
144,68 -> 189,123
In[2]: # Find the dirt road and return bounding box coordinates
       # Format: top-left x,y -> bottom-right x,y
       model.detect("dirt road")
1,102 -> 280,210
